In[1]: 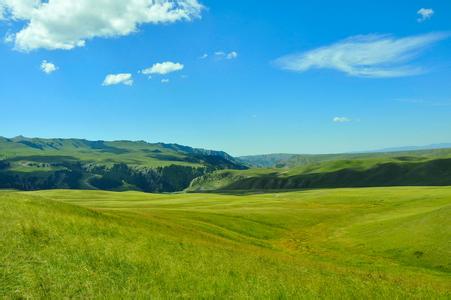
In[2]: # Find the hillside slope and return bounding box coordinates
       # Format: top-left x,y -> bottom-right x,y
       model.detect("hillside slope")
0,136 -> 246,192
240,148 -> 451,168
189,155 -> 451,192
1,188 -> 449,298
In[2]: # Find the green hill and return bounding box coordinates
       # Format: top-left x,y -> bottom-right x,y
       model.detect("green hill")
189,153 -> 451,192
239,148 -> 451,168
0,136 -> 246,192
1,187 -> 449,298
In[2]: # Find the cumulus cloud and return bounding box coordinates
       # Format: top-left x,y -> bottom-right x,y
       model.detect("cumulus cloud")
40,60 -> 57,74
141,61 -> 184,75
274,32 -> 449,78
102,73 -> 133,86
0,0 -> 204,51
333,117 -> 351,123
417,8 -> 434,22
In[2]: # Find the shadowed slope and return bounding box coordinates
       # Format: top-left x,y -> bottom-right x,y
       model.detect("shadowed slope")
188,157 -> 451,192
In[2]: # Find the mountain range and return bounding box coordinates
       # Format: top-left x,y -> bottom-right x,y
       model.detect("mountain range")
2,136 -> 451,193
0,136 -> 246,192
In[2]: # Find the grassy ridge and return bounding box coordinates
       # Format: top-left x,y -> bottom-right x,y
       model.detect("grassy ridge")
0,136 -> 242,168
0,136 -> 246,192
189,155 -> 451,192
1,188 -> 450,298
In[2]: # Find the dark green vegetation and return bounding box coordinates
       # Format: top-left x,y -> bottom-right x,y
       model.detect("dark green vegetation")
0,136 -> 246,192
191,150 -> 451,192
1,187 -> 450,298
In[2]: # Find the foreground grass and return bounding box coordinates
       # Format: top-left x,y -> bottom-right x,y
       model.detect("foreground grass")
1,187 -> 450,298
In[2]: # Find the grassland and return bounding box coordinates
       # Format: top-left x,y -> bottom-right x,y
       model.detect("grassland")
1,187 -> 450,298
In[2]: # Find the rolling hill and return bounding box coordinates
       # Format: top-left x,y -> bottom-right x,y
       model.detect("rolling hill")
0,136 -> 246,192
189,152 -> 451,192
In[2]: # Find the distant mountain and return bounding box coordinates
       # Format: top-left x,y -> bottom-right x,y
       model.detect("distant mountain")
0,136 -> 247,192
238,154 -> 298,168
366,143 -> 451,153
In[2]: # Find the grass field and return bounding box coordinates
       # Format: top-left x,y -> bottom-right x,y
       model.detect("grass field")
1,187 -> 450,298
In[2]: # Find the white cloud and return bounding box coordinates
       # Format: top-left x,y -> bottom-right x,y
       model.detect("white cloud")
214,51 -> 238,60
40,60 -> 57,74
226,51 -> 238,59
102,73 -> 133,86
161,78 -> 170,83
214,51 -> 225,58
274,32 -> 449,78
333,117 -> 351,123
0,0 -> 40,19
199,53 -> 208,59
0,0 -> 204,51
141,61 -> 184,75
417,8 -> 434,22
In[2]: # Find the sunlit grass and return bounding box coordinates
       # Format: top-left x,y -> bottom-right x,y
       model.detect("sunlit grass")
1,187 -> 450,298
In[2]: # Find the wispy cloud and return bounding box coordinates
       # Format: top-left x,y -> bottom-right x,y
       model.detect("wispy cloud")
333,117 -> 352,123
214,51 -> 226,58
40,60 -> 58,74
141,62 -> 184,75
396,98 -> 451,107
417,8 -> 434,22
213,51 -> 239,60
274,32 -> 449,78
102,73 -> 133,86
161,78 -> 170,84
4,32 -> 14,43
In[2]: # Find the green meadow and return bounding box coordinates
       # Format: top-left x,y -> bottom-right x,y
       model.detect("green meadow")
1,187 -> 450,298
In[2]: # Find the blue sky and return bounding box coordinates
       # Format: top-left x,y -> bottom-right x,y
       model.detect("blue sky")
0,0 -> 450,156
